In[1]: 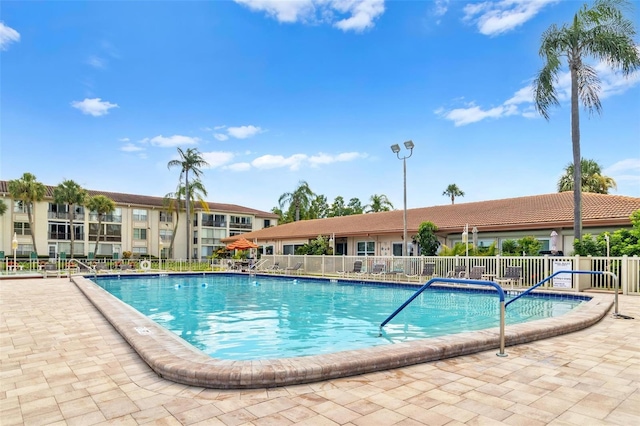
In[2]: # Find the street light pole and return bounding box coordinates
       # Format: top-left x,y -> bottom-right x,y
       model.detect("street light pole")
391,140 -> 415,257
12,232 -> 18,274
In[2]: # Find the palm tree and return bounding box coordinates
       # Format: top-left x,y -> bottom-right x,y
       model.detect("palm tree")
533,0 -> 640,240
167,147 -> 209,261
163,186 -> 183,259
0,199 -> 6,216
85,195 -> 116,256
442,184 -> 465,205
558,158 -> 617,194
278,181 -> 315,222
53,180 -> 87,259
8,173 -> 46,254
366,194 -> 394,213
163,179 -> 210,260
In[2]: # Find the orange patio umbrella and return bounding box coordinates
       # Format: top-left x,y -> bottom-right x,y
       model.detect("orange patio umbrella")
225,238 -> 259,250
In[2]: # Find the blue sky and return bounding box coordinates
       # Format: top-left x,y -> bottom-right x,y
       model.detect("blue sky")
1,0 -> 639,213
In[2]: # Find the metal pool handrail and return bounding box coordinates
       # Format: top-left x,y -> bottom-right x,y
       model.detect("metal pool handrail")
379,278 -> 509,356
505,270 -> 621,316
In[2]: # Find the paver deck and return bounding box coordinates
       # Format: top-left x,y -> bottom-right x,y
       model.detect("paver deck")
1,278 -> 638,425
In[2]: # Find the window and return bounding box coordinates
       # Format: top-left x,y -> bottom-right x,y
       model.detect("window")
159,211 -> 172,223
283,244 -> 305,255
133,228 -> 148,240
16,244 -> 34,256
13,201 -> 30,213
133,209 -> 148,222
48,203 -> 68,219
264,219 -> 271,228
132,247 -> 147,255
357,241 -> 375,256
160,228 -> 173,243
89,207 -> 122,223
200,228 -> 226,245
229,215 -> 252,229
13,222 -> 31,236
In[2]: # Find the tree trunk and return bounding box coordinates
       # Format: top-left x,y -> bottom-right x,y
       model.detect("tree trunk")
94,214 -> 102,256
185,171 -> 191,262
570,58 -> 582,241
27,204 -> 38,255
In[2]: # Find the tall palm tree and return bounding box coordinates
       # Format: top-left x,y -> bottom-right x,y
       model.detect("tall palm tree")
167,147 -> 209,261
278,180 -> 315,222
366,194 -> 394,213
163,179 -> 210,260
8,173 -> 46,254
558,158 -> 617,194
442,184 -> 465,205
533,0 -> 640,240
85,195 -> 116,256
53,180 -> 87,259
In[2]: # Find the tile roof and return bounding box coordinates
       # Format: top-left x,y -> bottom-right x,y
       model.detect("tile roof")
0,181 -> 278,218
225,192 -> 640,241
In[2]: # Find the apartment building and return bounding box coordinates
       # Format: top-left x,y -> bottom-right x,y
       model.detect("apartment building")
0,181 -> 278,260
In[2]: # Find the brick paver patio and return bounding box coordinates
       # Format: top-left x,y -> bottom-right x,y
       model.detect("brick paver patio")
1,278 -> 638,425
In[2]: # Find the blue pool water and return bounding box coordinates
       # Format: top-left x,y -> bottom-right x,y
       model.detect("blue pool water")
94,274 -> 586,360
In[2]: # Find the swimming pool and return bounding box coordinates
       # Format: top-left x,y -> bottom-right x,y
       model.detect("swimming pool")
75,273 -> 612,388
94,274 -> 586,360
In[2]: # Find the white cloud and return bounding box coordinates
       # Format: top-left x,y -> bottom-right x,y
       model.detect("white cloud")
436,103 -> 518,126
603,158 -> 640,180
437,56 -> 640,126
87,55 -> 105,69
227,125 -> 263,139
252,154 -> 308,171
333,0 -> 385,32
201,151 -> 235,168
226,162 -> 252,171
504,85 -> 533,105
0,22 -> 20,50
234,0 -> 385,32
119,137 -> 130,142
70,98 -> 118,116
308,151 -> 367,166
463,0 -> 558,36
120,143 -> 144,152
214,125 -> 226,130
141,135 -> 200,147
214,133 -> 229,141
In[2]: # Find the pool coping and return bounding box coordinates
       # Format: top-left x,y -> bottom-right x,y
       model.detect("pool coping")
73,275 -> 613,389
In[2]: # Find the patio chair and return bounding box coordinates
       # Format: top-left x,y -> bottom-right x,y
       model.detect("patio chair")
338,260 -> 363,278
495,266 -> 523,289
446,265 -> 467,278
405,262 -> 436,281
368,263 -> 386,280
465,266 -> 486,280
285,262 -> 304,275
43,263 -> 63,278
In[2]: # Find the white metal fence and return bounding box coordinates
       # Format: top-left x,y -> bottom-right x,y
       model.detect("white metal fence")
256,254 -> 640,295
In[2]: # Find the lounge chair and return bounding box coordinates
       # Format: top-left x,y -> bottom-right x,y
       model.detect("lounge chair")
405,262 -> 436,281
495,266 -> 523,289
285,262 -> 303,275
338,260 -> 363,278
265,262 -> 281,273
